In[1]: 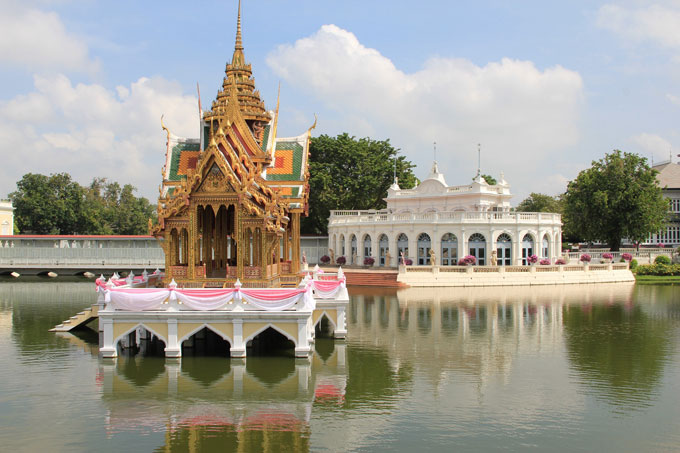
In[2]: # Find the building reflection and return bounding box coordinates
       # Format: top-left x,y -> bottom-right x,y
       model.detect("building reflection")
99,341 -> 349,452
348,282 -> 674,413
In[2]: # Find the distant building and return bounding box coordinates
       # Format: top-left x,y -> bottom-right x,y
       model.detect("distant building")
0,200 -> 13,235
645,161 -> 680,246
328,162 -> 562,266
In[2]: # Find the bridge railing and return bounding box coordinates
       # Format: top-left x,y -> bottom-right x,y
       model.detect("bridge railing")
0,247 -> 165,266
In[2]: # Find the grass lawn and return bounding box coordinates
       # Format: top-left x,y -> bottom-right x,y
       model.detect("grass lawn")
634,274 -> 680,284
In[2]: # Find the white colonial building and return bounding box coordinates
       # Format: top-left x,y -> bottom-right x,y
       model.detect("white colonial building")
328,163 -> 562,266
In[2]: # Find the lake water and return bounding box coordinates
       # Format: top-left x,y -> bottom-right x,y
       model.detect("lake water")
1,279 -> 679,452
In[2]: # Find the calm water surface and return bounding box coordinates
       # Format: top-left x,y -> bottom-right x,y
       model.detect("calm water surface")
1,279 -> 679,452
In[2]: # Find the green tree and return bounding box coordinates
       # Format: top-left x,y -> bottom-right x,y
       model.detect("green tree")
563,150 -> 667,251
10,173 -> 156,235
10,173 -> 86,234
474,174 -> 497,185
516,192 -> 563,213
302,134 -> 417,235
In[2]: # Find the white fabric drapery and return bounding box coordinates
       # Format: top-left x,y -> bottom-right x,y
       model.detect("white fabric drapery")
238,288 -> 310,311
311,280 -> 345,299
173,289 -> 236,311
107,288 -> 169,311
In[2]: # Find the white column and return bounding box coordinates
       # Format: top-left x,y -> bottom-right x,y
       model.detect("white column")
295,319 -> 311,357
231,320 -> 246,357
100,317 -> 117,358
165,318 -> 181,358
335,305 -> 347,338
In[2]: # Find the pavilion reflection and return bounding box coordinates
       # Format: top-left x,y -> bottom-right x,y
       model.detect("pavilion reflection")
99,341 -> 349,452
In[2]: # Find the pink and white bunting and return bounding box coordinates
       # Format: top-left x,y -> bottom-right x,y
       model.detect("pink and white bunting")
100,285 -> 316,312
311,279 -> 346,299
106,288 -> 170,311
173,288 -> 237,311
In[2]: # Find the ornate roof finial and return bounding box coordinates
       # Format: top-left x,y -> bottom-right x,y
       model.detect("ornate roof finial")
235,0 -> 243,51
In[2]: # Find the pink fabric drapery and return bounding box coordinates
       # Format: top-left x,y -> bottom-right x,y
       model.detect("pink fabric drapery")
311,279 -> 345,299
173,288 -> 237,311
239,288 -> 310,311
101,286 -> 319,311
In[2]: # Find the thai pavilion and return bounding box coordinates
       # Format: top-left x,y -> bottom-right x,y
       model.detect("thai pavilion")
328,162 -> 563,267
151,2 -> 313,287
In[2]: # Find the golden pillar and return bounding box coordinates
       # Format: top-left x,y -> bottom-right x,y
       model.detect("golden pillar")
291,212 -> 300,273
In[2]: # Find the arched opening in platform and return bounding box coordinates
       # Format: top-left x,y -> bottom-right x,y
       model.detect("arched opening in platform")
315,314 -> 335,338
117,326 -> 166,358
247,327 -> 295,357
182,327 -> 231,357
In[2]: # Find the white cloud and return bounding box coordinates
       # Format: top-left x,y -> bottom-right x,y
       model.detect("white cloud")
597,3 -> 680,49
0,2 -> 96,72
267,25 -> 584,196
0,74 -> 198,198
667,93 -> 680,106
630,133 -> 676,162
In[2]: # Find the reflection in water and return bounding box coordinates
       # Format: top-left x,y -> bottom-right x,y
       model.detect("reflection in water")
0,280 -> 96,356
2,280 -> 680,451
563,302 -> 673,411
100,344 -> 349,452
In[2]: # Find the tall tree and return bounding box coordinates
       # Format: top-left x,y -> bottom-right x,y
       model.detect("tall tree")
562,150 -> 667,250
516,192 -> 563,213
10,173 -> 86,234
10,173 -> 156,235
302,134 -> 417,235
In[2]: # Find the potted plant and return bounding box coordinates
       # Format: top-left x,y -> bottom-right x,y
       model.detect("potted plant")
336,256 -> 346,265
539,258 -> 551,265
555,257 -> 567,265
363,256 -> 375,267
528,254 -> 538,265
458,255 -> 477,266
621,253 -> 632,262
580,253 -> 592,265
320,255 -> 331,265
404,258 -> 413,265
601,252 -> 613,263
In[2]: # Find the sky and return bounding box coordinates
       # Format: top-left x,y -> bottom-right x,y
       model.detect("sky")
1,0 -> 679,204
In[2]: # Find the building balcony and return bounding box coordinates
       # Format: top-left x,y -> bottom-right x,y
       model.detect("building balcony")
329,210 -> 562,227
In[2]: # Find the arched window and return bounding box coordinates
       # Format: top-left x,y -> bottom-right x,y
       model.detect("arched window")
522,234 -> 534,265
363,234 -> 372,258
441,233 -> 458,266
379,234 -> 389,266
339,234 -> 345,257
468,233 -> 486,265
397,233 -> 409,262
350,234 -> 357,264
417,233 -> 432,265
542,234 -> 550,258
496,233 -> 512,266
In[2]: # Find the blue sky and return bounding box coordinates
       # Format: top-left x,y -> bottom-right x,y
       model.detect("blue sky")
1,0 -> 679,203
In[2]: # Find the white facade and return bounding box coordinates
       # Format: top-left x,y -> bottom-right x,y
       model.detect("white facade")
645,161 -> 680,246
0,200 -> 13,236
328,163 -> 562,266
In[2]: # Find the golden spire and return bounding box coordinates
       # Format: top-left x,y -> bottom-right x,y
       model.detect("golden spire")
232,0 -> 245,66
235,0 -> 243,51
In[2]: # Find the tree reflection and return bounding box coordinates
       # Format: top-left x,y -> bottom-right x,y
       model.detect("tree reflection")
563,303 -> 673,411
343,344 -> 412,409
